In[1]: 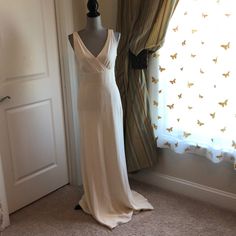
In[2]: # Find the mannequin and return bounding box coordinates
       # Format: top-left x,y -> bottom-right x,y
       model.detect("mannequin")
68,0 -> 120,53
68,1 -> 154,228
68,0 -> 120,211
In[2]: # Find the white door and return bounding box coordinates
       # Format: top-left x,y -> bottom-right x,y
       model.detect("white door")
0,0 -> 69,213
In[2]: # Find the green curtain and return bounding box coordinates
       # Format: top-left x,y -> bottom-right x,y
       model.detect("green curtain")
115,0 -> 179,172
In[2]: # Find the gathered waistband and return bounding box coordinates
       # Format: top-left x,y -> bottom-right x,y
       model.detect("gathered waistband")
78,69 -> 116,83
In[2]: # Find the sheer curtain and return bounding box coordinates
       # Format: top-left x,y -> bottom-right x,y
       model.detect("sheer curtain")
149,0 -> 236,169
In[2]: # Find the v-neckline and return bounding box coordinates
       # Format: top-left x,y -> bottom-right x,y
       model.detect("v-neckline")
76,29 -> 110,59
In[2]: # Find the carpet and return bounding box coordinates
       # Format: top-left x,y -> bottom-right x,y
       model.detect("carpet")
2,179 -> 236,236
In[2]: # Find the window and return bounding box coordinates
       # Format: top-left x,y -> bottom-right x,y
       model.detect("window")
150,0 -> 236,168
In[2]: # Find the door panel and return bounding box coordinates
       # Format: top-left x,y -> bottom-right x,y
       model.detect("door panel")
2,0 -> 47,79
0,0 -> 69,213
6,100 -> 56,182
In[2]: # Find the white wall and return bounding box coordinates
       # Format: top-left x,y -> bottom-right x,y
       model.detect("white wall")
153,149 -> 236,194
130,149 -> 236,211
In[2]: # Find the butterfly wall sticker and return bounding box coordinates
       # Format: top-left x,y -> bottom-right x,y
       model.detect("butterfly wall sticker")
152,53 -> 159,58
210,112 -> 216,119
152,76 -> 159,83
153,100 -> 158,106
187,82 -> 194,88
222,71 -> 230,78
164,142 -> 171,148
216,154 -> 223,159
220,127 -> 226,132
167,104 -> 174,109
218,99 -> 228,107
220,42 -> 230,50
212,57 -> 218,64
159,66 -> 166,72
166,127 -> 173,133
170,53 -> 177,60
183,132 -> 191,138
197,120 -> 204,126
232,140 -> 236,149
173,26 -> 178,32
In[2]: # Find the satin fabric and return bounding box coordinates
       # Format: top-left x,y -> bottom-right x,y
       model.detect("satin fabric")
73,29 -> 153,229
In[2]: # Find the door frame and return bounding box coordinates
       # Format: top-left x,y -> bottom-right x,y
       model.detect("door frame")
54,0 -> 81,186
1,0 -> 80,230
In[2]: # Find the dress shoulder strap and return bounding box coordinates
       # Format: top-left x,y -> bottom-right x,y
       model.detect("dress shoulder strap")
110,29 -> 120,45
73,31 -> 86,56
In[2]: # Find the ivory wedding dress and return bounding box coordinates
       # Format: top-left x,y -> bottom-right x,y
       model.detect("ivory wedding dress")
73,29 -> 154,229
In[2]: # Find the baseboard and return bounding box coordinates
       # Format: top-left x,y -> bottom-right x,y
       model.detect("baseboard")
129,171 -> 236,212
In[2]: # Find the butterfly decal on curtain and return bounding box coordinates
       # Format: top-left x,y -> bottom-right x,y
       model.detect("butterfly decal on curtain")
149,0 -> 236,170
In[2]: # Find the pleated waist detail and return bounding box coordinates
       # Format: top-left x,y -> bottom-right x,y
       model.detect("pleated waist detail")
78,69 -> 116,84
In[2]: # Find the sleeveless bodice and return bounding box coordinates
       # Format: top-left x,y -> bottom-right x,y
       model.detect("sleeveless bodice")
73,29 -> 118,75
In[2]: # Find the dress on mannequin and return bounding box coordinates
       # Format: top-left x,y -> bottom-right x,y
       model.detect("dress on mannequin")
72,28 -> 154,229
67,0 -> 154,229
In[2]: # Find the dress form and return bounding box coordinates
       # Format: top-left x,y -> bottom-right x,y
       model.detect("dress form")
69,1 -> 154,227
68,0 -> 120,211
68,1 -> 120,53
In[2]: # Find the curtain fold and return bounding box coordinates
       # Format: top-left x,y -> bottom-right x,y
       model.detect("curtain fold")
115,0 -> 179,172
